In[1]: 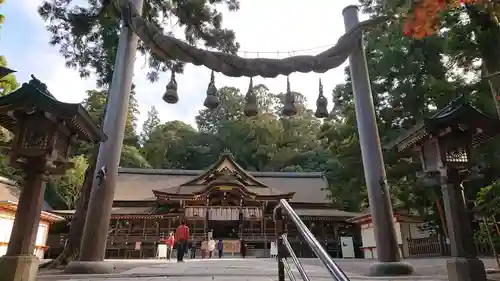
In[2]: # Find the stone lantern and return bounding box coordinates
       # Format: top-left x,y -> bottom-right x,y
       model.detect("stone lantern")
0,75 -> 107,281
389,96 -> 500,281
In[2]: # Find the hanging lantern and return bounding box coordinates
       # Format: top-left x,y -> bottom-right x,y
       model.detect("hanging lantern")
244,77 -> 258,117
203,70 -> 219,109
315,78 -> 328,118
282,76 -> 297,117
162,71 -> 178,104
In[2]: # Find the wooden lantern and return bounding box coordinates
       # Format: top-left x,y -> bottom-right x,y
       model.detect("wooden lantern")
389,97 -> 500,175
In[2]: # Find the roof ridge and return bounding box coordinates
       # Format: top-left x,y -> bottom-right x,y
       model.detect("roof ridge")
118,167 -> 325,178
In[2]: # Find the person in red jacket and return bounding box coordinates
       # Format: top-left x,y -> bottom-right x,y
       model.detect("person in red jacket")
175,221 -> 190,262
166,232 -> 175,260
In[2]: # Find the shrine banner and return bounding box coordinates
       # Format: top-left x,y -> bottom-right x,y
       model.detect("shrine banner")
222,239 -> 241,254
209,207 -> 239,221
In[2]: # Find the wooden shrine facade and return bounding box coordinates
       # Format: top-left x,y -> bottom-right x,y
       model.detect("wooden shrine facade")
47,153 -> 361,259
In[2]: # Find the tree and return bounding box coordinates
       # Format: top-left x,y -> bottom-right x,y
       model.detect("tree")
0,0 -> 19,96
120,145 -> 152,168
316,0 -> 473,215
37,0 -> 240,86
78,88 -> 140,153
42,149 -> 99,269
379,0 -> 498,39
46,155 -> 89,209
0,56 -> 18,96
142,120 -> 217,169
196,86 -> 245,133
140,106 -> 160,145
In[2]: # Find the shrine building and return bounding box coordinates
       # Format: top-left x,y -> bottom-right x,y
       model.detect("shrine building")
48,152 -> 361,258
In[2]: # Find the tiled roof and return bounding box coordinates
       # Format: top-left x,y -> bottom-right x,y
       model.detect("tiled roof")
0,177 -> 19,202
52,206 -> 154,215
116,168 -> 330,203
0,176 -> 53,211
294,208 -> 362,218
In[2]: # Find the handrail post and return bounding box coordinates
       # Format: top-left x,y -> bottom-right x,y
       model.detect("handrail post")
274,206 -> 285,281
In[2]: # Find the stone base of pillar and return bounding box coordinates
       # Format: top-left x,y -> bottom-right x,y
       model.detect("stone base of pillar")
446,257 -> 486,281
64,261 -> 114,274
368,261 -> 414,276
0,254 -> 40,281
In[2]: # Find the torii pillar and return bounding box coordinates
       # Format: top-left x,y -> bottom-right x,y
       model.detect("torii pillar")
342,5 -> 414,276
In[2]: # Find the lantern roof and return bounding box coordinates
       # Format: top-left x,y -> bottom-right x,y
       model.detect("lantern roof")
387,96 -> 500,153
0,75 -> 107,143
0,66 -> 16,80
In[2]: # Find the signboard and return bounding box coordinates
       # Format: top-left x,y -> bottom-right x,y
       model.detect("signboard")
221,239 -> 240,254
340,236 -> 355,258
217,186 -> 234,191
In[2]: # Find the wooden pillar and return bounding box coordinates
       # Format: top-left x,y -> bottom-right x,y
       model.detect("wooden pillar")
274,207 -> 285,281
126,221 -> 132,259
114,219 -> 120,239
0,165 -> 47,281
141,219 -> 146,258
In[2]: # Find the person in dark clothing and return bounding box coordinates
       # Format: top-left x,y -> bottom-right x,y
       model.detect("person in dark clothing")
175,221 -> 189,262
217,239 -> 224,258
191,239 -> 197,259
240,238 -> 246,258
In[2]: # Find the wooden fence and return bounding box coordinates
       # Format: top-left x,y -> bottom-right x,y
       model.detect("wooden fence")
407,236 -> 495,257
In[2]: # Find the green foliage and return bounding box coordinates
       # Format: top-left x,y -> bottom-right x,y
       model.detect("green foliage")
120,145 -> 152,168
75,88 -> 140,156
37,0 -> 240,86
0,0 -> 19,96
476,180 -> 500,216
141,106 -> 160,145
0,56 -> 19,96
47,155 -> 89,209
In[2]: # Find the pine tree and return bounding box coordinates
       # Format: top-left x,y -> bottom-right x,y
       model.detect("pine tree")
141,106 -> 160,145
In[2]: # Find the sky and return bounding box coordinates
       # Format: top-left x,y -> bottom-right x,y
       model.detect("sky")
1,0 -> 364,131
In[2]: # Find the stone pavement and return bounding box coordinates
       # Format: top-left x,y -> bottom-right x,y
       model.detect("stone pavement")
36,257 -> 496,281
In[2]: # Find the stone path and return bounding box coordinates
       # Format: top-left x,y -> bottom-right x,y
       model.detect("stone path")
36,258 -> 482,281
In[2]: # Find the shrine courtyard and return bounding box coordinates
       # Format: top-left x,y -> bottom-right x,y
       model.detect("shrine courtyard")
36,257 -> 500,281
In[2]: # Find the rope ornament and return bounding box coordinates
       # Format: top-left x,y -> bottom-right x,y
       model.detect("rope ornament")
282,76 -> 297,117
315,78 -> 329,118
204,70 -> 219,109
244,77 -> 258,117
109,0 -> 389,78
162,71 -> 178,104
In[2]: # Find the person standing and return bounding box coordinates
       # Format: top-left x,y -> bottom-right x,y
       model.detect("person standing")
208,238 -> 215,258
201,239 -> 207,259
240,238 -> 246,258
166,232 -> 175,261
217,239 -> 224,259
191,238 -> 197,259
175,221 -> 189,262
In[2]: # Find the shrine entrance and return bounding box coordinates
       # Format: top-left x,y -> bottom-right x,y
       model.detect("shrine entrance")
207,207 -> 243,239
208,220 -> 239,239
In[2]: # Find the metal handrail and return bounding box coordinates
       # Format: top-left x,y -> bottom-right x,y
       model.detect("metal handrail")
281,233 -> 310,281
274,199 -> 350,281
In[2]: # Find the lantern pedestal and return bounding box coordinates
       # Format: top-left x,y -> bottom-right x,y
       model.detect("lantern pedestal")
440,171 -> 486,281
0,166 -> 46,281
446,258 -> 486,281
63,261 -> 115,274
368,261 -> 414,277
0,255 -> 39,281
